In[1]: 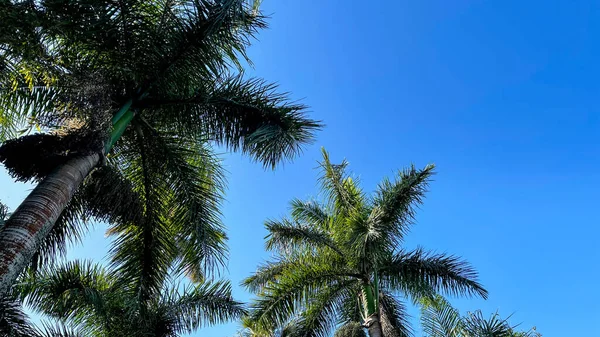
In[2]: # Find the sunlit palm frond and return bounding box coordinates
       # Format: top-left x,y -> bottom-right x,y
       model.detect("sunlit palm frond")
370,164 -> 435,246
265,219 -> 342,255
140,75 -> 321,168
420,296 -> 463,337
248,263 -> 354,329
380,248 -> 488,300
19,260 -> 110,325
289,198 -> 330,228
291,280 -> 355,337
317,148 -> 363,213
165,280 -> 246,335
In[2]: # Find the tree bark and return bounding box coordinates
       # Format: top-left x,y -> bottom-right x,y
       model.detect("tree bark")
365,313 -> 384,337
0,153 -> 100,296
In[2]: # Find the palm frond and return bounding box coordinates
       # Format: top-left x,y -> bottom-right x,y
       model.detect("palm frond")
420,296 -> 463,337
318,148 -> 364,213
242,259 -> 294,294
248,263 -> 352,329
128,118 -> 228,278
338,285 -> 364,324
463,311 -> 515,337
140,75 -> 321,168
379,291 -> 412,337
0,87 -> 61,141
35,321 -> 85,337
289,198 -> 330,228
19,260 -> 110,324
370,164 -> 435,245
379,248 -> 488,300
291,280 -> 355,337
265,219 -> 342,255
165,280 -> 247,334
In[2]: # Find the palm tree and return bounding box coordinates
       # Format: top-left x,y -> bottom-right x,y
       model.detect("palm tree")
0,0 -> 320,295
420,296 -> 540,337
243,149 -> 488,337
18,260 -> 245,337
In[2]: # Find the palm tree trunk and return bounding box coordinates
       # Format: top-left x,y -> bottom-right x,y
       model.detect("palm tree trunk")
0,100 -> 135,296
365,313 -> 384,337
0,153 -> 100,296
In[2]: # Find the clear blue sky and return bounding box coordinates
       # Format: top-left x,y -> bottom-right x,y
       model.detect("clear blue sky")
1,0 -> 599,335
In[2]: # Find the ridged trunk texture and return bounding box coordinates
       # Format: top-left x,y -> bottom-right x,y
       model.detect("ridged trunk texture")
366,314 -> 384,337
0,153 -> 100,296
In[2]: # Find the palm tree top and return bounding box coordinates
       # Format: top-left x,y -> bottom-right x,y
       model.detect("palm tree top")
243,149 -> 487,337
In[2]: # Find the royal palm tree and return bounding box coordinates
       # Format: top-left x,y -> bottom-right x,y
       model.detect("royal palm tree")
18,260 -> 245,337
420,296 -> 540,337
243,149 -> 488,337
0,0 -> 320,295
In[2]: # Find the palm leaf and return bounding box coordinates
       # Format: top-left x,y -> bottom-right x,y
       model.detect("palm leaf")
379,248 -> 488,300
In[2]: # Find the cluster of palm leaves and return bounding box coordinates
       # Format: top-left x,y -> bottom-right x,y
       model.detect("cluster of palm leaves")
241,149 -> 488,337
0,0 -> 320,295
420,296 -> 540,337
0,0 -> 319,335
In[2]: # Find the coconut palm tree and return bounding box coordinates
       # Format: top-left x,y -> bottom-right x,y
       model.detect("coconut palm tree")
243,149 -> 488,337
0,0 -> 320,295
18,260 -> 245,337
420,296 -> 540,337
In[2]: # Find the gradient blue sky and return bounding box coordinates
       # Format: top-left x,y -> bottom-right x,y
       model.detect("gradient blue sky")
2,0 -> 599,336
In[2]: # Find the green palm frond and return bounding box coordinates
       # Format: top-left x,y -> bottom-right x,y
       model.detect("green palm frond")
0,87 -> 61,141
165,280 -> 246,335
370,164 -> 435,245
420,296 -> 463,337
242,259 -> 295,293
291,280 -> 355,337
289,199 -> 330,228
379,291 -> 412,337
19,260 -> 110,325
249,263 -> 354,329
35,321 -> 85,337
265,219 -> 342,255
140,75 -> 321,168
134,118 -> 227,277
338,285 -> 363,324
317,148 -> 363,213
380,248 -> 488,299
463,311 -> 515,337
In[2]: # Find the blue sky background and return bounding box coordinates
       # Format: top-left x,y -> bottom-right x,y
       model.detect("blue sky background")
2,0 -> 599,335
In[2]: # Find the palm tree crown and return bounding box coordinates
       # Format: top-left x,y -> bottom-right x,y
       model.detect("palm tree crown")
19,260 -> 246,337
243,149 -> 487,337
0,0 -> 321,294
